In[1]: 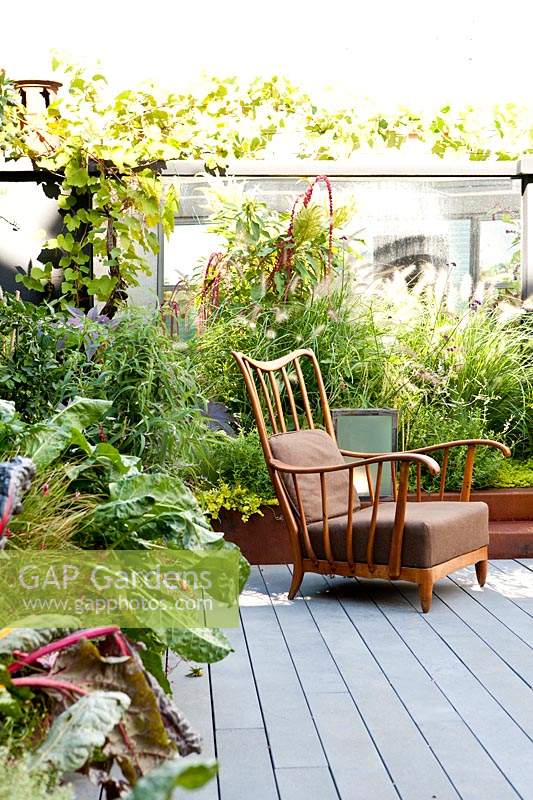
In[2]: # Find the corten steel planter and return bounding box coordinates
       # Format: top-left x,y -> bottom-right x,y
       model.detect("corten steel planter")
213,488 -> 533,565
412,488 -> 533,521
212,506 -> 292,565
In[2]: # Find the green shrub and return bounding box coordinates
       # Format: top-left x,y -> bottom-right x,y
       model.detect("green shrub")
198,431 -> 273,497
492,457 -> 533,488
192,431 -> 277,520
0,299 -> 215,480
406,405 -> 505,492
82,308 -> 214,475
0,297 -> 86,422
192,272 -> 531,467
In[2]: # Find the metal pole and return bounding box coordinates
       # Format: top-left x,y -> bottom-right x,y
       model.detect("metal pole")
520,157 -> 533,300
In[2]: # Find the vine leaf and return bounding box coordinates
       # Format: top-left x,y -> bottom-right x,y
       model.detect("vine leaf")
28,690 -> 130,773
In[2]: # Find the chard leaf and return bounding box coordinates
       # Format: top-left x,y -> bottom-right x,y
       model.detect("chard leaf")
164,627 -> 233,664
50,638 -> 200,783
65,442 -> 140,482
27,397 -> 112,470
82,473 -> 220,548
126,760 -> 218,799
28,690 -> 130,773
0,617 -> 78,656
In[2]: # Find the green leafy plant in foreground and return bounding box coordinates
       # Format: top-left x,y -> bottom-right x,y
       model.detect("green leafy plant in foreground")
1,396 -> 248,667
0,748 -> 73,800
1,625 -> 205,793
126,759 -> 218,800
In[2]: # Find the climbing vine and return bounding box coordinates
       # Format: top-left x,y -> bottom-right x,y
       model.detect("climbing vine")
2,60 -> 533,311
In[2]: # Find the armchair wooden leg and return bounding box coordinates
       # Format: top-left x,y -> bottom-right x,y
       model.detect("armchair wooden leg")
418,576 -> 434,613
475,559 -> 488,587
288,563 -> 304,599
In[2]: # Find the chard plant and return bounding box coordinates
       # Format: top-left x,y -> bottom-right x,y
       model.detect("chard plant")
0,623 -> 207,795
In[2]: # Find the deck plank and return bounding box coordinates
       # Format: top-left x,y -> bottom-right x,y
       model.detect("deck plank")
432,576 -> 533,685
239,566 -> 330,770
450,566 -> 533,645
217,729 -> 278,800
373,579 -> 533,799
335,576 -> 519,800
483,560 -> 533,619
261,565 -> 398,800
276,767 -> 339,800
260,565 -> 346,693
299,571 -> 460,800
402,581 -> 533,737
167,653 -> 219,800
210,621 -> 264,730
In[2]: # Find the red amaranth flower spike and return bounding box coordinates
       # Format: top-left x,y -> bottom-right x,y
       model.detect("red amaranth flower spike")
198,252 -> 224,330
269,175 -> 335,300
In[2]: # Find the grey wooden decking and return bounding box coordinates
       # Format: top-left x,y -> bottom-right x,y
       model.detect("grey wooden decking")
74,559 -> 533,800
177,559 -> 533,800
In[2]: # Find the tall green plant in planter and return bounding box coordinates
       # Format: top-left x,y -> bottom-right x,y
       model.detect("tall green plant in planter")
197,178 -> 361,321
83,308 -> 214,474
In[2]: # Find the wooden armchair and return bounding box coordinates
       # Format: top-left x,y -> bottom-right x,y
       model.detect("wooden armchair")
232,348 -> 510,612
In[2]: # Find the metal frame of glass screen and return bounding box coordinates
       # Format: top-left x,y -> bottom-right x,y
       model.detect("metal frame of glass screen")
1,158 -> 532,301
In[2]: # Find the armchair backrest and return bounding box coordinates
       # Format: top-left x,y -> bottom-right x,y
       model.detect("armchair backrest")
232,349 -> 335,465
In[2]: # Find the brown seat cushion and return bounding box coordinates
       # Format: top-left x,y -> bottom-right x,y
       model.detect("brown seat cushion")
269,429 -> 360,524
306,501 -> 489,568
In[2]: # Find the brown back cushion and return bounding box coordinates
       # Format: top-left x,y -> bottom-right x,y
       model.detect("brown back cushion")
269,429 -> 360,524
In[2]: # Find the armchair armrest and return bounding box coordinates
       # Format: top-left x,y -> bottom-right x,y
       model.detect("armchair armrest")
268,451 -> 440,476
343,439 -> 510,502
405,438 -> 509,501
405,439 -> 511,458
